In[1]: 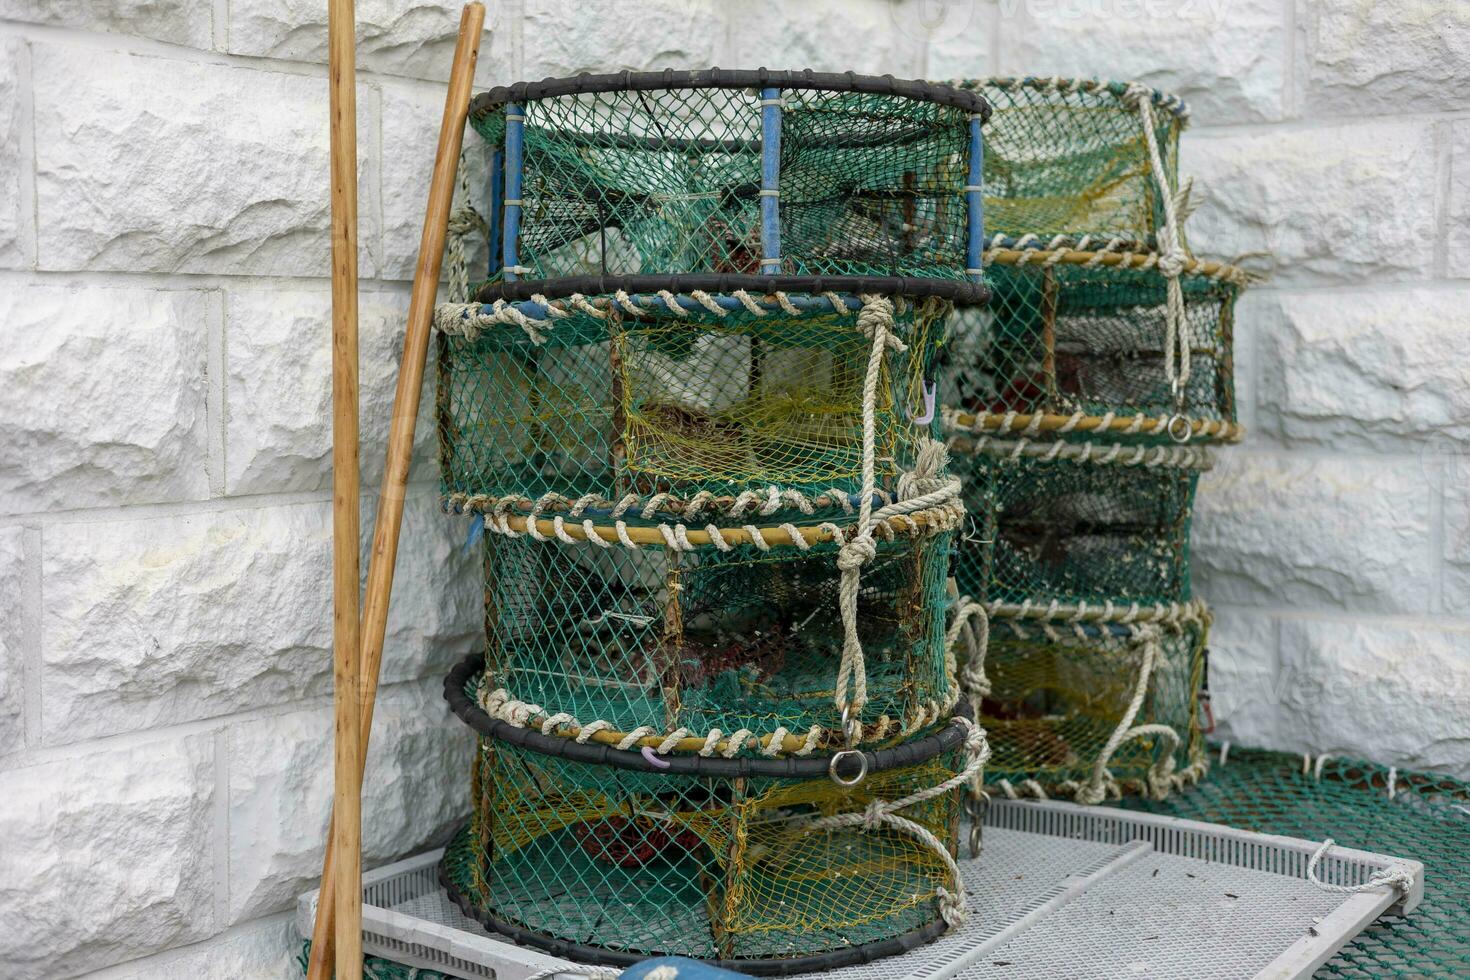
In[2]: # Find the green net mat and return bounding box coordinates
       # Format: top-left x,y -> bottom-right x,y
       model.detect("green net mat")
978,615 -> 1207,802
479,529 -> 955,754
941,259 -> 1238,432
1116,747 -> 1470,978
949,435 -> 1207,608
468,74 -> 979,285
949,77 -> 1186,249
437,293 -> 948,509
441,735 -> 965,968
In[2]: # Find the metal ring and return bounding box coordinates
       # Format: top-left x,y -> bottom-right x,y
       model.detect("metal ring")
966,790 -> 989,859
1166,414 -> 1193,444
829,749 -> 869,787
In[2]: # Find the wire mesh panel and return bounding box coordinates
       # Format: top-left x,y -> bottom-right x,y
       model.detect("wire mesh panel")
941,259 -> 1239,439
481,530 -> 956,753
976,615 -> 1208,803
949,436 -> 1209,608
438,293 -> 949,509
947,77 -> 1187,248
466,71 -> 989,300
440,729 -> 967,972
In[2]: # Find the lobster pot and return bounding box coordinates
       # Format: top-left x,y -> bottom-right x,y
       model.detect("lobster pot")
947,77 -> 1187,247
479,527 -> 957,755
467,71 -> 988,296
950,436 -> 1210,608
438,292 -> 950,507
941,259 -> 1241,442
978,614 -> 1208,801
441,656 -> 970,973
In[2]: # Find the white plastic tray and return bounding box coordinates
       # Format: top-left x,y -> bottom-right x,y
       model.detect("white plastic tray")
296,799 -> 1422,980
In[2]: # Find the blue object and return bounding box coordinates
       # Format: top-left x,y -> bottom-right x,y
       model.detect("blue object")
758,86 -> 782,274
485,145 -> 503,278
461,513 -> 485,555
620,957 -> 755,980
502,102 -> 525,281
965,112 -> 984,282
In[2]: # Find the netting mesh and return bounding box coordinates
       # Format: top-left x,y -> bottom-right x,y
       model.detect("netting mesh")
1120,748 -> 1470,978
949,77 -> 1186,248
941,259 -> 1238,429
298,750 -> 1469,979
977,616 -> 1207,801
437,295 -> 947,507
468,79 -> 976,284
442,734 -> 963,967
480,530 -> 955,752
949,438 -> 1206,608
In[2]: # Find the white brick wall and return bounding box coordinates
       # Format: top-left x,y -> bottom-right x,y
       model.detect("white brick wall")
0,1 -> 1464,975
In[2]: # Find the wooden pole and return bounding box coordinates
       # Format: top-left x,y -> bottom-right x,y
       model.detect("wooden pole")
327,0 -> 362,977
308,5 -> 484,977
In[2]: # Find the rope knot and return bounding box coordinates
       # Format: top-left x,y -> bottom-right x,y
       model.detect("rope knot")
1158,246 -> 1188,279
861,799 -> 887,830
837,534 -> 878,572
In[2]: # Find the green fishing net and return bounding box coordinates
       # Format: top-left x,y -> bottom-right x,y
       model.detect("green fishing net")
949,77 -> 1186,248
1119,748 -> 1470,978
437,293 -> 949,507
439,728 -> 967,969
977,615 -> 1207,801
467,74 -> 980,284
479,529 -> 955,754
941,259 -> 1239,433
949,434 -> 1208,608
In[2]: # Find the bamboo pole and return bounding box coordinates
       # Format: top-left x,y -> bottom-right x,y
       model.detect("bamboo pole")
308,6 -> 483,978
326,0 -> 362,976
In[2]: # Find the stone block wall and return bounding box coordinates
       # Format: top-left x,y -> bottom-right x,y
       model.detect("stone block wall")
0,1 -> 1464,975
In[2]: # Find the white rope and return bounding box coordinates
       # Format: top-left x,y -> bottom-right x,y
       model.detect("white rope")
948,597 -> 991,707
1125,82 -> 1191,410
833,296 -> 894,728
805,718 -> 991,929
477,679 -> 944,757
1075,632 -> 1180,804
521,965 -> 622,980
946,431 -> 1213,471
1306,839 -> 1417,896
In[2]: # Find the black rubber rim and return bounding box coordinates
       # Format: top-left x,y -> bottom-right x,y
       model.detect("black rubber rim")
475,273 -> 990,306
472,68 -> 990,119
444,652 -> 972,779
437,837 -> 950,977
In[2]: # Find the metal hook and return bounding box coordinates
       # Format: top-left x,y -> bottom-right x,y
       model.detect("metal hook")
909,380 -> 937,425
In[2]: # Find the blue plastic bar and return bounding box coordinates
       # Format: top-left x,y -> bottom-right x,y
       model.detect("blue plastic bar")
463,291 -> 865,323
485,146 -> 503,277
965,112 -> 984,283
501,103 -> 525,281
758,87 -> 782,274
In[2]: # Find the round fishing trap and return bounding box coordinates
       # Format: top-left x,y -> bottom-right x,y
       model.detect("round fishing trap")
947,77 -> 1189,248
947,433 -> 1210,609
969,610 -> 1209,804
436,291 -> 953,508
428,68 -> 994,975
441,653 -> 986,973
465,70 -> 990,302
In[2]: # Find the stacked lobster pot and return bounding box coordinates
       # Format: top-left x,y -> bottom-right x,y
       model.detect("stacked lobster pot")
936,78 -> 1250,805
432,70 -> 994,973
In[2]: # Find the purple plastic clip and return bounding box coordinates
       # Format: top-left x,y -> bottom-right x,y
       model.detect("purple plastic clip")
641,746 -> 672,769
909,380 -> 937,425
